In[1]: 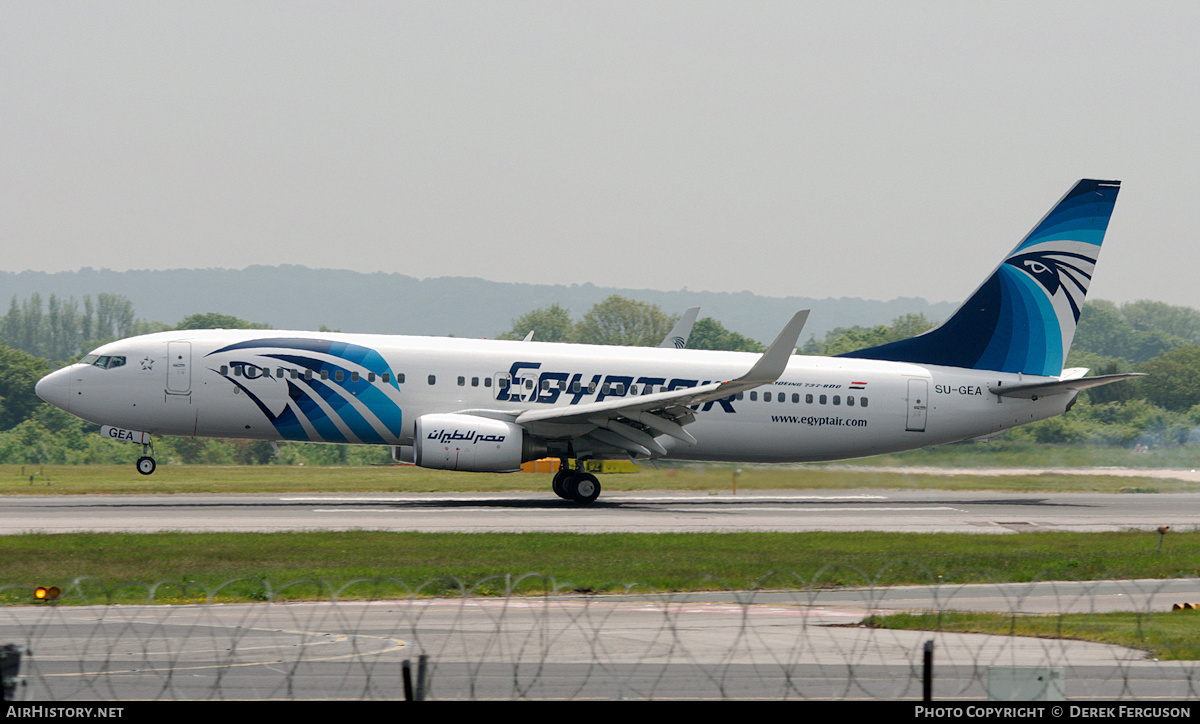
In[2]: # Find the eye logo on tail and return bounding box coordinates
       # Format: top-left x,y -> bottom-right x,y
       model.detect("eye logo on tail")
841,179 -> 1120,377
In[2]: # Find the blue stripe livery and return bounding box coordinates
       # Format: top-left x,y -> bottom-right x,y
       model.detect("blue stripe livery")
841,179 -> 1120,376
207,337 -> 404,444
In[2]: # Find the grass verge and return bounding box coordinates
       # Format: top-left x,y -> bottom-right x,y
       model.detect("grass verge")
864,609 -> 1200,660
3,529 -> 1199,605
4,462 -> 1200,495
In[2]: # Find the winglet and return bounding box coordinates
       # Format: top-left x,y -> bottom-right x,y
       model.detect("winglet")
717,310 -> 808,392
659,307 -> 700,348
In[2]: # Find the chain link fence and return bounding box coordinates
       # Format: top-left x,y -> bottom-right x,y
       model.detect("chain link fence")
4,575 -> 1200,700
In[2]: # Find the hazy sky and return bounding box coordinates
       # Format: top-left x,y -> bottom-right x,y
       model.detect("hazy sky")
3,2 -> 1197,307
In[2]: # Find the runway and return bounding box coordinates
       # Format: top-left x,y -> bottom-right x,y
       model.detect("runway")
1,489 -> 1195,534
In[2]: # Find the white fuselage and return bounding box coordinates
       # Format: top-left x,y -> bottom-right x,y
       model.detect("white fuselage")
37,329 -> 1073,464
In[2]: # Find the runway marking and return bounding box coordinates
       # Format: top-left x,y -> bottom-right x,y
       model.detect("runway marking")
309,506 -> 964,514
282,494 -> 891,503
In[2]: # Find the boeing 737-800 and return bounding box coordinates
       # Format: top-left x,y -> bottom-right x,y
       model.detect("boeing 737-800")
35,179 -> 1138,504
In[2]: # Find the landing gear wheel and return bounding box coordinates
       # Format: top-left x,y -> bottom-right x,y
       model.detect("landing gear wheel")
136,456 -> 156,476
552,469 -> 573,500
567,472 -> 601,505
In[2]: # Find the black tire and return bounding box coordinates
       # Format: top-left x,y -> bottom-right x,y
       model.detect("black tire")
568,473 -> 601,505
136,456 -> 156,476
552,469 -> 573,499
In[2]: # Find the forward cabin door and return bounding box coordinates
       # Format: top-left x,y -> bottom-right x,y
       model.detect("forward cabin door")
166,341 -> 192,395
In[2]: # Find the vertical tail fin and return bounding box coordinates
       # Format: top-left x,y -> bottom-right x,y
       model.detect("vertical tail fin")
841,179 -> 1121,376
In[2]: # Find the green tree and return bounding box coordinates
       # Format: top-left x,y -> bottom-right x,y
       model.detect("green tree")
687,318 -> 765,352
1140,345 -> 1200,412
176,313 -> 271,330
1072,300 -> 1195,364
0,344 -> 50,431
812,313 -> 937,357
497,304 -> 575,342
574,296 -> 677,347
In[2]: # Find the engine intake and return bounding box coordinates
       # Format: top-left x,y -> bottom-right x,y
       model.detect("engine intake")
413,413 -> 546,472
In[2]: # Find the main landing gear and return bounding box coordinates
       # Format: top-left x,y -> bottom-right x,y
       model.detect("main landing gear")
552,462 -> 601,505
136,440 -> 156,476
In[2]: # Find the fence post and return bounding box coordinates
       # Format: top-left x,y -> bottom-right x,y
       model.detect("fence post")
0,645 -> 21,702
416,654 -> 428,701
923,640 -> 934,701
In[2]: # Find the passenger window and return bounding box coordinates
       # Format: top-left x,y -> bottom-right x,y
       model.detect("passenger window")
335,371 -> 344,382
750,392 -> 757,401
833,395 -> 840,405
458,376 -> 466,386
861,397 -> 868,408
792,393 -> 799,403
428,375 -> 436,385
368,372 -> 376,382
819,395 -> 827,404
572,381 -> 582,393
321,371 -> 329,380
351,371 -> 359,382
484,377 -> 492,388
847,396 -> 855,406
472,377 -> 479,387
806,394 -> 813,404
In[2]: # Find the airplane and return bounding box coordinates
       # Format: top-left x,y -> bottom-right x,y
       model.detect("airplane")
35,179 -> 1140,504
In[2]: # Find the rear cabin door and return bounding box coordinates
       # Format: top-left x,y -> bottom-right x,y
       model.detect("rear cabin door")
905,378 -> 928,432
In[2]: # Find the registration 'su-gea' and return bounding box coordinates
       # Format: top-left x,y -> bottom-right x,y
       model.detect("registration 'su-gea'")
36,180 -> 1137,503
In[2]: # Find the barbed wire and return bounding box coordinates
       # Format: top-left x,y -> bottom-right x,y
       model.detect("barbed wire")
3,572 -> 1200,700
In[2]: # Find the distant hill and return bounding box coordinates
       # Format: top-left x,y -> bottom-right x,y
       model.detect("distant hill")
0,266 -> 956,345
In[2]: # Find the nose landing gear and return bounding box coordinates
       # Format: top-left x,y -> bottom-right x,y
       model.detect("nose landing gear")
136,441 -> 156,476
552,462 -> 601,505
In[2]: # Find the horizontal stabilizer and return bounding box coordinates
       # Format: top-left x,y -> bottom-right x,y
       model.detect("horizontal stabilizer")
989,373 -> 1145,399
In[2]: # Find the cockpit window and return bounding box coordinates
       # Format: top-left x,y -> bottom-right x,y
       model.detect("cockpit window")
80,354 -> 126,369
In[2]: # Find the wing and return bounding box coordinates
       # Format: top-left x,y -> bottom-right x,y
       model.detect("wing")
458,311 -> 809,459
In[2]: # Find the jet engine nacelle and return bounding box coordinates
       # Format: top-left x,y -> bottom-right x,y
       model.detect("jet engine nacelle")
412,413 -> 546,472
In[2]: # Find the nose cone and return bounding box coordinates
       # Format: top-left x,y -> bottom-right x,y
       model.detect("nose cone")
35,368 -> 72,412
